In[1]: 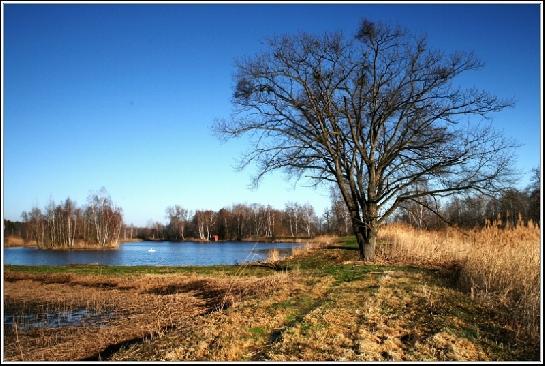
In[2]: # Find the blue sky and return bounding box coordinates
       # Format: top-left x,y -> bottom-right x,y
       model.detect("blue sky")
2,3 -> 541,226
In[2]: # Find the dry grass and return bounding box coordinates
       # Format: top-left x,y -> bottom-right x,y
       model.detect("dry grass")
276,235 -> 338,247
265,274 -> 381,361
289,236 -> 336,258
2,235 -> 128,249
377,222 -> 541,343
305,235 -> 339,246
105,248 -> 538,361
2,271 -> 292,361
354,270 -> 497,361
290,243 -> 313,258
266,248 -> 281,263
107,273 -> 336,361
4,235 -> 36,248
270,269 -> 488,362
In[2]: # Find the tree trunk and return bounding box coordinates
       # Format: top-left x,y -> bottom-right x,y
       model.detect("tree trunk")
354,228 -> 366,259
363,228 -> 377,260
353,222 -> 377,261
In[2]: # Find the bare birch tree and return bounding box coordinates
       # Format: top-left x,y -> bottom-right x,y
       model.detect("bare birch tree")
166,205 -> 190,240
86,188 -> 123,247
194,210 -> 206,240
301,203 -> 316,237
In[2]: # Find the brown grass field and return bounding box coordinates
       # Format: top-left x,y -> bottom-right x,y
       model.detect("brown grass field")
2,223 -> 541,361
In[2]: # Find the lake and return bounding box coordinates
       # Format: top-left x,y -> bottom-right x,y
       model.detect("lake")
2,241 -> 302,266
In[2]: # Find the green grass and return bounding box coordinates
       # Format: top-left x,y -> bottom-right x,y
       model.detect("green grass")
285,250 -> 391,284
3,264 -> 277,277
336,235 -> 358,249
322,263 -> 387,284
249,327 -> 266,337
4,249 -> 390,285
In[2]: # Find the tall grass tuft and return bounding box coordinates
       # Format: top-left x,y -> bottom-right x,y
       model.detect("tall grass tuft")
267,248 -> 281,263
377,221 -> 541,341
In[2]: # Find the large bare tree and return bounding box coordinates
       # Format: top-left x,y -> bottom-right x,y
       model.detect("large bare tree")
216,20 -> 515,259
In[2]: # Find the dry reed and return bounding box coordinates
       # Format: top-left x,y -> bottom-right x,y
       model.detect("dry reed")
4,235 -> 36,248
267,248 -> 281,263
377,221 -> 541,341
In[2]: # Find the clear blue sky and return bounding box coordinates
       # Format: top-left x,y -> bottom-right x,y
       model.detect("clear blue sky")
2,3 -> 541,226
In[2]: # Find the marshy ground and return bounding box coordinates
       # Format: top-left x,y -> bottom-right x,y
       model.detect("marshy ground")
3,239 -> 540,361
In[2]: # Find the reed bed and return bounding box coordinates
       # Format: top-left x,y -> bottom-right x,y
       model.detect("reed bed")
289,236 -> 335,258
303,235 -> 339,246
377,221 -> 541,342
4,235 -> 36,248
291,243 -> 319,258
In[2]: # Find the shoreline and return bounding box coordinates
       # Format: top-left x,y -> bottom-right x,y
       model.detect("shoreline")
128,237 -> 319,244
4,235 -> 329,251
4,237 -> 144,250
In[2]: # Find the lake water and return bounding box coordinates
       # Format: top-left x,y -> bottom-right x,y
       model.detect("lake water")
3,241 -> 302,266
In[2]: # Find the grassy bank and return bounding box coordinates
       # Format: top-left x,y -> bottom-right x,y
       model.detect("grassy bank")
3,226 -> 540,362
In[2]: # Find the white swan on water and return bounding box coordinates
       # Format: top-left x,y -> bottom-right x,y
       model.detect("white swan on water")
148,248 -> 156,253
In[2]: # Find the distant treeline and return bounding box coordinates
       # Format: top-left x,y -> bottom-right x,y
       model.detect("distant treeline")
5,191 -> 331,246
4,169 -> 540,247
133,202 -> 320,241
393,168 -> 541,229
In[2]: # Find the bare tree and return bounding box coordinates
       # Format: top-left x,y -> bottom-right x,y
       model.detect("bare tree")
203,210 -> 216,240
284,202 -> 301,237
21,207 -> 45,247
264,205 -> 276,238
166,205 -> 190,240
63,198 -> 77,247
87,188 -> 123,247
194,210 -> 206,240
396,178 -> 443,229
216,19 -> 515,259
300,203 -> 316,237
231,204 -> 250,240
527,166 -> 540,225
321,209 -> 332,233
330,187 -> 351,236
250,203 -> 265,237
216,208 -> 231,239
